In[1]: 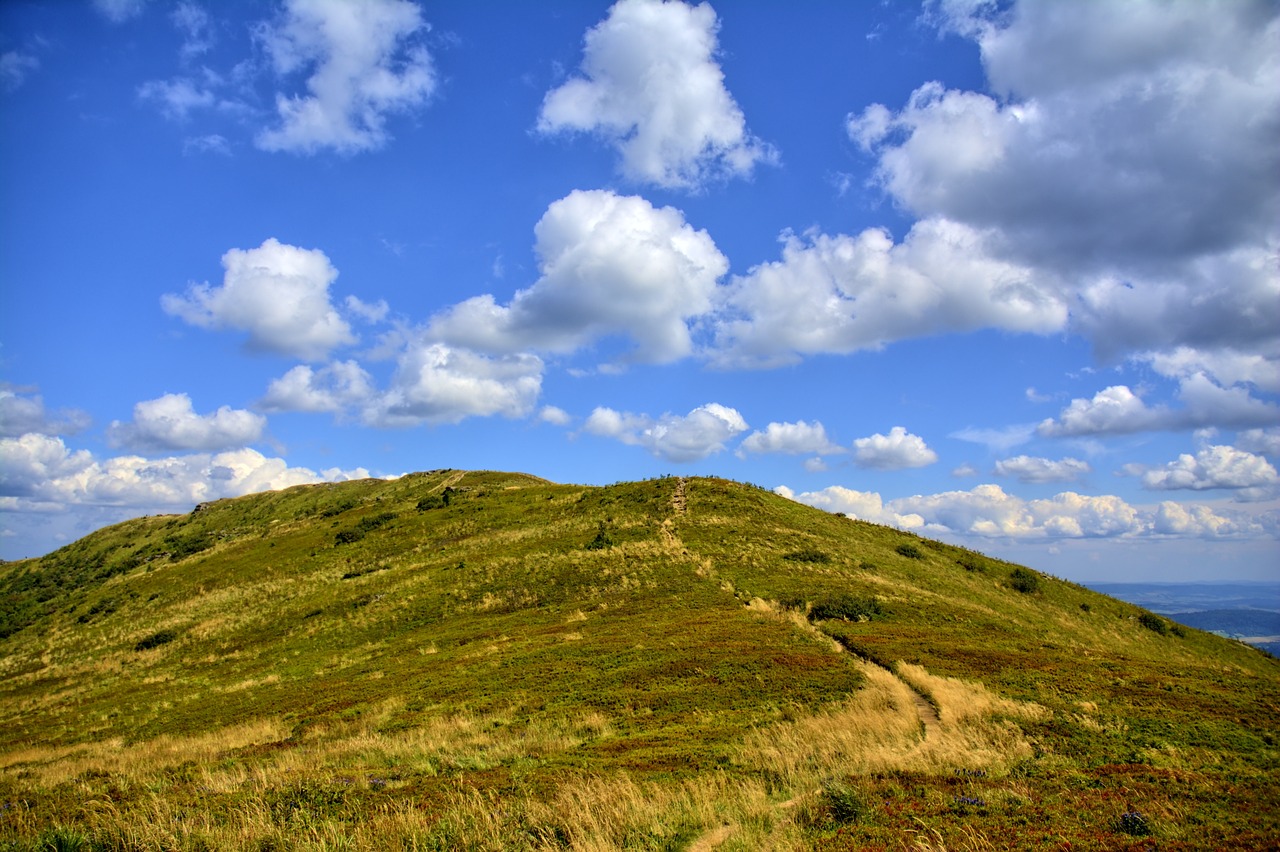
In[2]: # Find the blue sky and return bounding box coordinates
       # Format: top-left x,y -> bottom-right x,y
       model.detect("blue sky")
2,0 -> 1278,583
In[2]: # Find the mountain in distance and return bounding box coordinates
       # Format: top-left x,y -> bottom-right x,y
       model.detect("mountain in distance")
1,470 -> 1276,850
1088,582 -> 1280,657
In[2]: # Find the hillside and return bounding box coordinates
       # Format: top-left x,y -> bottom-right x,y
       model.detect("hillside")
0,471 -> 1277,850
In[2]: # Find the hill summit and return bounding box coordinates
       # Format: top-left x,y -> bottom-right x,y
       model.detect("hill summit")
1,470 -> 1276,849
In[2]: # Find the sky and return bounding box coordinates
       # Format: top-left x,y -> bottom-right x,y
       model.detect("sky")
1,0 -> 1278,583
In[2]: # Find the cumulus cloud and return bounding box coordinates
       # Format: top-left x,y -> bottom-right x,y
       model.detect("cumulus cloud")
583,402 -> 747,462
260,361 -> 375,413
429,190 -> 727,365
1237,427 -> 1280,458
162,238 -> 355,360
538,0 -> 775,189
1127,445 -> 1278,492
712,222 -> 1065,367
1138,345 -> 1280,394
1039,375 -> 1280,437
367,341 -> 543,427
852,426 -> 937,470
779,481 -> 1278,542
256,0 -> 436,155
538,406 -> 573,427
1,433 -> 367,512
848,0 -> 1280,361
739,420 -> 842,456
0,389 -> 90,438
994,455 -> 1091,484
107,393 -> 266,452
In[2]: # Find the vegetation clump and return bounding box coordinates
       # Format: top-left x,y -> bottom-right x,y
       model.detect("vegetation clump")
809,594 -> 882,622
133,629 -> 177,651
895,543 -> 923,560
782,548 -> 831,564
1009,567 -> 1041,594
1138,612 -> 1170,635
821,778 -> 867,824
334,512 -> 397,546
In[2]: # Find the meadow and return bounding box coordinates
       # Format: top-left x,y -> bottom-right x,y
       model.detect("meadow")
1,471 -> 1276,849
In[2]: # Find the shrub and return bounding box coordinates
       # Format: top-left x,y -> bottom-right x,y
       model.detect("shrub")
896,543 -> 923,560
134,629 -> 178,652
1138,612 -> 1169,635
585,522 -> 615,551
334,512 -> 397,546
1009,567 -> 1040,594
809,594 -> 881,622
782,548 -> 831,564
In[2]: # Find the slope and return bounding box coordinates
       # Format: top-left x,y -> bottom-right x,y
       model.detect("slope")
0,471 -> 1276,850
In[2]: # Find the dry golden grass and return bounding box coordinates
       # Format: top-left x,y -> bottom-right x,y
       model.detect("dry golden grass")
743,659 -> 1047,791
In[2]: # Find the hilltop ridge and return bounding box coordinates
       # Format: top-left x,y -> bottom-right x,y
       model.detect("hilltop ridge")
1,471 -> 1277,849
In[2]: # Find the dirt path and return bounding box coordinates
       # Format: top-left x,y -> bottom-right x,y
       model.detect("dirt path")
671,476 -> 688,515
686,824 -> 734,851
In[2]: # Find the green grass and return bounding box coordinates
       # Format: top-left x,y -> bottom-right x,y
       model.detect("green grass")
0,471 -> 1276,849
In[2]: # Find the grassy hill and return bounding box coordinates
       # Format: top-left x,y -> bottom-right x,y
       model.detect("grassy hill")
0,470 -> 1276,850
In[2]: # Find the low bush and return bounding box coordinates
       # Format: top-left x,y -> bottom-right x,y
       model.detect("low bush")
1138,612 -> 1169,635
1009,567 -> 1040,594
134,629 -> 178,652
809,594 -> 881,622
782,549 -> 831,564
895,543 -> 923,560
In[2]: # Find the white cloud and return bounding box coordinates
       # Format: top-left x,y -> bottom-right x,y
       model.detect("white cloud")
367,341 -> 543,427
255,0 -> 435,155
1,433 -> 366,512
950,423 -> 1036,453
0,390 -> 90,438
852,426 -> 937,470
774,484 -> 918,529
138,77 -> 217,120
712,222 -> 1066,367
107,393 -> 266,452
538,406 -> 572,427
260,361 -> 375,414
429,190 -> 727,365
162,238 -> 355,360
994,455 -> 1091,484
1237,427 -> 1280,458
0,433 -> 95,499
583,402 -> 747,462
1129,445 -> 1278,492
344,295 -> 389,323
848,0 -> 1280,361
1039,375 -> 1280,437
1138,345 -> 1280,394
781,480 -> 1279,542
93,0 -> 149,23
739,420 -> 842,456
172,1 -> 213,60
1,51 -> 39,92
538,0 -> 775,189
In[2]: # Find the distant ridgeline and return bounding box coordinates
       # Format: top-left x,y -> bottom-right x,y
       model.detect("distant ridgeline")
1088,582 -> 1280,657
1,471 -> 1277,849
